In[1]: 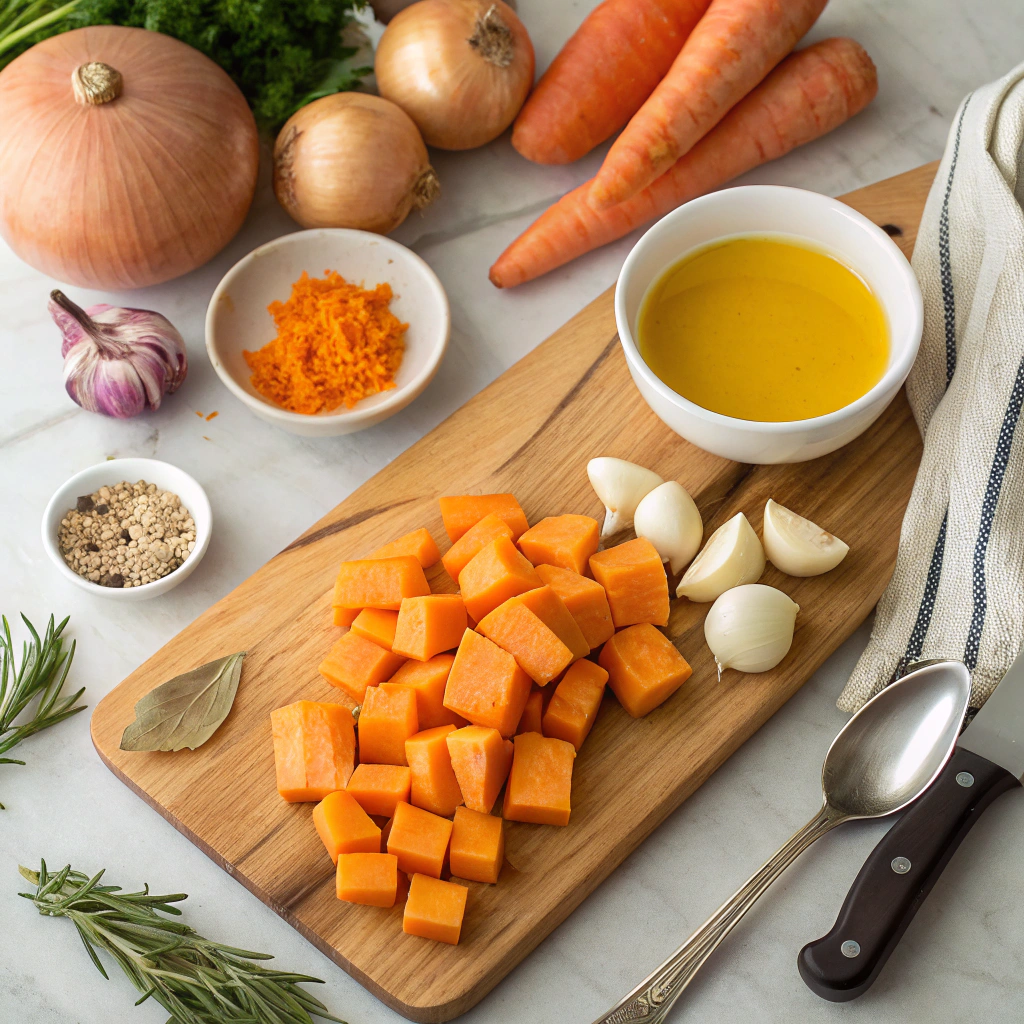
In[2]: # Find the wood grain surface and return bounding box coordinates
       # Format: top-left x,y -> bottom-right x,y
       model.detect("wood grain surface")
91,162 -> 938,1023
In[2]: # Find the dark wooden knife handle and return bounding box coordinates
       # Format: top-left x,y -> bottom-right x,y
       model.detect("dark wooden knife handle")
798,746 -> 1020,1001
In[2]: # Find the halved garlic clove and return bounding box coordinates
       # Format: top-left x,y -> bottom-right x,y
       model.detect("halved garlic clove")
587,457 -> 663,538
763,499 -> 849,577
675,511 -> 765,603
634,481 -> 703,575
704,583 -> 799,673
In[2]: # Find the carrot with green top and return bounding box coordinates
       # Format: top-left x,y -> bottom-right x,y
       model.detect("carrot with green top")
589,0 -> 829,208
489,38 -> 876,289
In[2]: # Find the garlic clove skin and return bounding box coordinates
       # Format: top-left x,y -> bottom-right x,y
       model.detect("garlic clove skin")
704,583 -> 799,673
763,499 -> 849,577
587,457 -> 663,538
676,511 -> 765,602
634,481 -> 703,575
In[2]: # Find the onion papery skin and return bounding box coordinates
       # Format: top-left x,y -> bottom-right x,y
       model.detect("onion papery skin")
375,0 -> 535,151
0,27 -> 259,290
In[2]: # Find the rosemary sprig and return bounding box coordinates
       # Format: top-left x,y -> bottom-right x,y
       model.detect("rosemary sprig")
19,861 -> 347,1024
0,614 -> 86,808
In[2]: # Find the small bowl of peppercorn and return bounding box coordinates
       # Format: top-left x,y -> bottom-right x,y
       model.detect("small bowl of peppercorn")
41,458 -> 212,600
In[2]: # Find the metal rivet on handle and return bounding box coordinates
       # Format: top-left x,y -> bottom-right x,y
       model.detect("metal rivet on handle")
841,940 -> 861,958
891,856 -> 912,874
956,772 -> 975,788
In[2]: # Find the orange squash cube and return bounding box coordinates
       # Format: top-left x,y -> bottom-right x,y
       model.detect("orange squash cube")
403,873 -> 468,945
406,725 -> 464,817
512,585 -> 589,661
589,539 -> 669,628
441,513 -> 514,583
534,564 -> 615,649
346,763 -> 412,818
387,801 -> 453,877
336,852 -> 399,907
459,536 -> 542,622
333,605 -> 360,627
503,732 -> 576,826
599,623 -> 692,717
449,806 -> 504,884
542,659 -> 608,751
350,608 -> 400,651
333,556 -> 430,611
516,689 -> 544,735
358,683 -> 419,766
439,493 -> 529,543
319,630 -> 406,703
369,528 -> 441,568
446,725 -> 513,813
389,654 -> 465,729
443,629 -> 532,737
271,701 -> 355,802
313,790 -> 381,863
392,595 -> 468,662
518,514 -> 600,575
477,599 -> 573,685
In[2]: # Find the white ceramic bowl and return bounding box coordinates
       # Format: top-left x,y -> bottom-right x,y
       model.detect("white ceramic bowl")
42,458 -> 212,601
615,185 -> 923,464
206,229 -> 450,437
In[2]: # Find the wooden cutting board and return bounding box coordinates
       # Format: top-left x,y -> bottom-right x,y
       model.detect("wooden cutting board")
92,162 -> 937,1023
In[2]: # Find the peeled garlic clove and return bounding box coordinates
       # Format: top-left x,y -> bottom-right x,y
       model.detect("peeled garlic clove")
705,583 -> 799,673
763,499 -> 849,577
676,511 -> 765,603
587,457 -> 662,538
634,481 -> 703,575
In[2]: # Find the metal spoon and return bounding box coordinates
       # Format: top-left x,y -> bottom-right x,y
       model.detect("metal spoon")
592,659 -> 972,1024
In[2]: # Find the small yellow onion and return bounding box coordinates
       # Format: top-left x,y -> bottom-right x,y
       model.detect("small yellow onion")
273,93 -> 439,234
375,0 -> 535,151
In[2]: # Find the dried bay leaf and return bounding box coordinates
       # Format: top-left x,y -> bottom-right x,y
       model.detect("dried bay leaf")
120,651 -> 246,752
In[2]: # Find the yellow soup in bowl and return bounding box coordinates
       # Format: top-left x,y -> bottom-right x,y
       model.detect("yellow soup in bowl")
637,236 -> 888,422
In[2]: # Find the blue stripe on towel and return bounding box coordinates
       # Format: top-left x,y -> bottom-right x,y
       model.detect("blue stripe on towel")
939,97 -> 970,387
964,356 -> 1024,669
903,510 -> 949,668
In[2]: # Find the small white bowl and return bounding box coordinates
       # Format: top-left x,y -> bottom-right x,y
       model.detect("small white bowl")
42,458 -> 212,601
615,185 -> 923,464
206,229 -> 450,437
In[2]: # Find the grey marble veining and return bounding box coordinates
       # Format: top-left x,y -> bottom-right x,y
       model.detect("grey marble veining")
2,1 -> 1024,1022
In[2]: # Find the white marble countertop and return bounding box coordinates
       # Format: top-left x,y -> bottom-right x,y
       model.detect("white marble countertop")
3,2 -> 1024,1021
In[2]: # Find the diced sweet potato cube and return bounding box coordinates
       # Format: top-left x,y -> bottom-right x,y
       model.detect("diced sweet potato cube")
406,725 -> 464,817
542,660 -> 608,751
313,789 -> 381,863
512,586 -> 589,661
518,514 -> 600,575
387,801 -> 453,877
350,608 -> 399,651
443,629 -> 532,737
477,600 -> 573,686
389,654 -> 466,729
393,595 -> 468,661
503,732 -> 575,826
439,493 -> 529,543
359,683 -> 419,766
271,701 -> 355,802
403,873 -> 468,944
516,689 -> 544,735
369,528 -> 441,568
336,852 -> 399,907
441,513 -> 514,583
347,763 -> 412,818
589,538 -> 669,627
333,605 -> 360,627
446,725 -> 513,813
450,806 -> 504,884
599,623 -> 692,717
534,564 -> 615,649
333,556 -> 430,611
460,536 -> 542,622
319,631 -> 406,703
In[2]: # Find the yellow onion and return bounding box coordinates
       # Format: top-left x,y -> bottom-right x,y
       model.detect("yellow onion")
375,0 -> 535,151
0,26 -> 259,290
273,93 -> 439,233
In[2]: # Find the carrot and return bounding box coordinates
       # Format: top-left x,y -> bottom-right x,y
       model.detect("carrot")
489,38 -> 877,289
589,0 -> 828,208
512,0 -> 712,166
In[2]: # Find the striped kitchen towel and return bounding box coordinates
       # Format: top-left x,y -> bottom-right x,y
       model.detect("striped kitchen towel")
839,61 -> 1024,712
